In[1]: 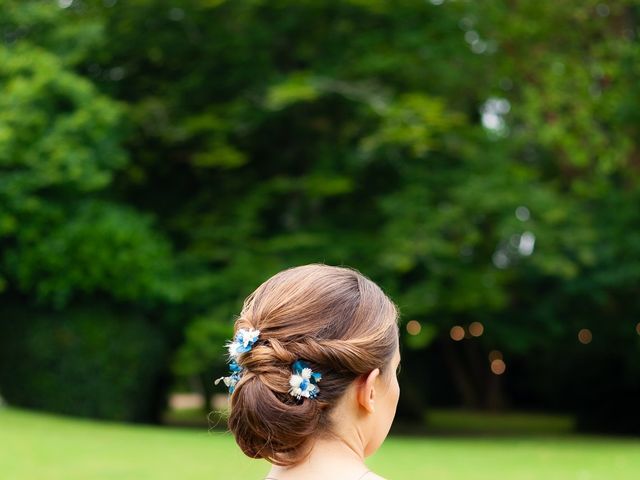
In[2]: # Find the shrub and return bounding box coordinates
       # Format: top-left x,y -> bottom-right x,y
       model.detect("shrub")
0,303 -> 170,422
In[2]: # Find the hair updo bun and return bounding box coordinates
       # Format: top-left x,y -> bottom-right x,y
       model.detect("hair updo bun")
226,263 -> 400,466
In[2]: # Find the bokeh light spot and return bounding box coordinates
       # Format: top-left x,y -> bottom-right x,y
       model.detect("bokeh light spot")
488,350 -> 503,362
406,320 -> 422,336
518,231 -> 536,256
469,321 -> 484,337
515,206 -> 530,221
450,325 -> 465,341
578,328 -> 592,344
491,359 -> 506,375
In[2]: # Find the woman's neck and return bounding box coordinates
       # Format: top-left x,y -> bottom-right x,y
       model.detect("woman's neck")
266,433 -> 370,480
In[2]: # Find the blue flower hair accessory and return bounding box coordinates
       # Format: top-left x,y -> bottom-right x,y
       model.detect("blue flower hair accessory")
226,327 -> 260,359
215,327 -> 260,393
289,360 -> 322,400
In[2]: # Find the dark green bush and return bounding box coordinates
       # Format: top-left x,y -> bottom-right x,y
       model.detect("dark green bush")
0,303 -> 169,422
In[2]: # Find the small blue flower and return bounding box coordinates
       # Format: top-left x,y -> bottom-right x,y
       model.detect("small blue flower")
226,327 -> 261,360
289,360 -> 322,400
214,371 -> 241,393
216,327 -> 261,394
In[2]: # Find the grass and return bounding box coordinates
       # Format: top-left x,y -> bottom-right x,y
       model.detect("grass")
2,405 -> 640,480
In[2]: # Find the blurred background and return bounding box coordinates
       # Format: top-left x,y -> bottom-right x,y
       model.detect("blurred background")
1,0 -> 640,479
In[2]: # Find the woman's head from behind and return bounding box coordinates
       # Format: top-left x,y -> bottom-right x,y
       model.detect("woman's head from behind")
227,264 -> 401,467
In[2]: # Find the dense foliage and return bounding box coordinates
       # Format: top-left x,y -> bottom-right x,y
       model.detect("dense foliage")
1,0 -> 639,430
0,304 -> 169,421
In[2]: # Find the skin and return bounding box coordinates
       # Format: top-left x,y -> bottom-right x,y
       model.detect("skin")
265,345 -> 402,480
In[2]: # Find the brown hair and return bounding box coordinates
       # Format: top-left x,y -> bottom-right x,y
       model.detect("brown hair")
226,263 -> 400,466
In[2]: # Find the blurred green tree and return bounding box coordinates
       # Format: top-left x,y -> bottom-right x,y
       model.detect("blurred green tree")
0,1 -> 179,307
1,0 -> 639,431
0,1 -> 181,421
94,0 -> 640,427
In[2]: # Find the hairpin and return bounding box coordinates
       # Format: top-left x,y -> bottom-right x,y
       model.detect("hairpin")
227,327 -> 261,359
289,359 -> 322,400
215,327 -> 260,393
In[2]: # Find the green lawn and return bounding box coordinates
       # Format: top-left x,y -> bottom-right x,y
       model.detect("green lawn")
1,406 -> 640,480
